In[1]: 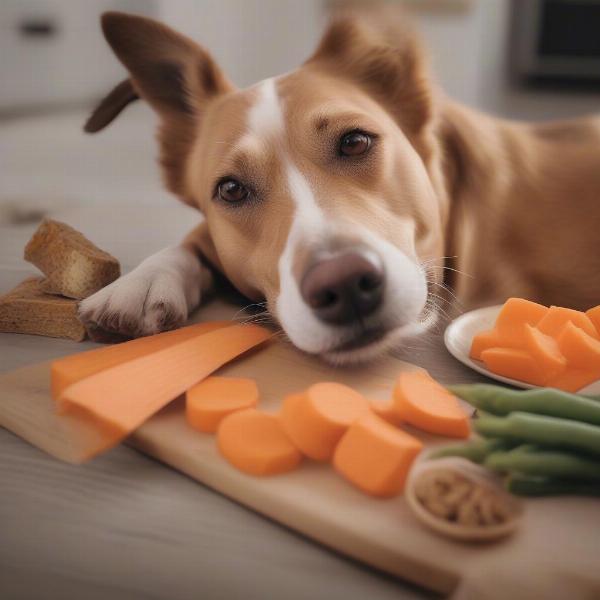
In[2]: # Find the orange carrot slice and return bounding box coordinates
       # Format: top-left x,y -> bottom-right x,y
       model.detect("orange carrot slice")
481,347 -> 548,387
333,414 -> 423,497
186,376 -> 259,433
470,329 -> 505,361
556,322 -> 600,370
58,324 -> 271,460
217,409 -> 302,476
393,370 -> 470,438
51,321 -> 231,400
586,305 -> 600,336
536,306 -> 599,340
546,368 -> 600,393
494,298 -> 547,345
280,383 -> 370,461
370,398 -> 404,427
522,324 -> 566,379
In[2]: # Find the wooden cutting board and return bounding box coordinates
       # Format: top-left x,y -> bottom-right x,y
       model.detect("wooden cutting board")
1,303 -> 599,598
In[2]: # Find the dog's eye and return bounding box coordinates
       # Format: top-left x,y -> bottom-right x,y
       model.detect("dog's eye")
217,179 -> 249,203
339,130 -> 372,157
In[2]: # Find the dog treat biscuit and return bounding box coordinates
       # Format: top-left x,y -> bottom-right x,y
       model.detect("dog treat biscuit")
0,277 -> 86,341
24,219 -> 120,299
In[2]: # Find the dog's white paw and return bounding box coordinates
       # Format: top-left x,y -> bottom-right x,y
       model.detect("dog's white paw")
79,269 -> 191,340
79,245 -> 206,341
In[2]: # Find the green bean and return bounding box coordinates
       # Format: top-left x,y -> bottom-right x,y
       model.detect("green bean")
506,473 -> 600,497
429,438 -> 514,463
474,412 -> 600,456
448,384 -> 600,426
485,444 -> 600,480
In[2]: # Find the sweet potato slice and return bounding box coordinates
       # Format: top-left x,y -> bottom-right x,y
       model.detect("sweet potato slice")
393,370 -> 470,438
51,321 -> 231,400
480,347 -> 548,387
186,376 -> 259,433
280,383 -> 370,461
557,322 -> 600,370
333,414 -> 423,497
370,398 -> 404,427
217,409 -> 302,476
470,329 -> 506,361
57,324 -> 271,459
494,298 -> 547,345
536,306 -> 599,340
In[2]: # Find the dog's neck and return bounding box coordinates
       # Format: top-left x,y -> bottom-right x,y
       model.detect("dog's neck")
436,100 -> 600,312
436,101 -> 520,308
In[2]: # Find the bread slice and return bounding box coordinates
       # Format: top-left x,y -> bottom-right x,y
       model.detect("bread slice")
24,219 -> 120,299
0,277 -> 86,341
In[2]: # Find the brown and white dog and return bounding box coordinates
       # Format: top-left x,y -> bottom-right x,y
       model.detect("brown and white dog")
79,10 -> 600,363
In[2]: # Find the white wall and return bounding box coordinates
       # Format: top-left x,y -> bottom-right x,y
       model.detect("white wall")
159,0 -> 326,88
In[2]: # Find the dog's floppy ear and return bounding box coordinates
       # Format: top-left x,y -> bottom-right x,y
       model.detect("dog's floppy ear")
87,12 -> 233,131
307,11 -> 432,136
88,12 -> 235,201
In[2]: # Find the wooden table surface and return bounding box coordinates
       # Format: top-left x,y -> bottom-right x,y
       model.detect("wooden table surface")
0,108 -> 484,600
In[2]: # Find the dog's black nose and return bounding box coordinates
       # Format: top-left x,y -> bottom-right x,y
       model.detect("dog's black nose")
300,252 -> 385,325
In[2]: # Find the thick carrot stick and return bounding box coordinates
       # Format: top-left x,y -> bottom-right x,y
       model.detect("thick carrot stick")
51,321 -> 231,400
57,324 -> 271,459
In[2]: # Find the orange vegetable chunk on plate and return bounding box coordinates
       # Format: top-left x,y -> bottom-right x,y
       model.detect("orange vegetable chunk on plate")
217,409 -> 302,476
493,298 -> 547,345
536,306 -> 598,339
186,376 -> 259,433
556,322 -> 600,370
546,368 -> 600,393
57,324 -> 271,460
51,321 -> 231,401
281,383 -> 370,461
469,328 -> 506,361
393,370 -> 470,438
522,324 -> 566,379
333,414 -> 423,497
480,347 -> 548,387
585,305 -> 600,336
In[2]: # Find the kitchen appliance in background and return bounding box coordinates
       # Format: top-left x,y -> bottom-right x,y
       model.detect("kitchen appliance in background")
0,0 -> 157,114
511,0 -> 600,86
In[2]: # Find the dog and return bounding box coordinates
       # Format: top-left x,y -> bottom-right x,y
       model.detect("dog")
79,10 -> 600,363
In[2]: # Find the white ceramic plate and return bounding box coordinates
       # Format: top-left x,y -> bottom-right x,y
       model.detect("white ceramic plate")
444,304 -> 600,393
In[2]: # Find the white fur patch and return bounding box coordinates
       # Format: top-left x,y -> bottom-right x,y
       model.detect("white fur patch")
276,162 -> 330,353
247,78 -> 284,137
79,245 -> 207,336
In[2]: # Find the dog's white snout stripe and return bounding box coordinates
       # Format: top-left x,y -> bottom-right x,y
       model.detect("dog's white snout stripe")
247,78 -> 285,138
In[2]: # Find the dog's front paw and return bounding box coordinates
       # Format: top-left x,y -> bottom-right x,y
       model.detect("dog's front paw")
79,270 -> 190,341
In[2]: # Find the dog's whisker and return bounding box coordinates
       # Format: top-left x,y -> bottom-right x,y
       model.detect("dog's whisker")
425,297 -> 451,322
427,265 -> 474,279
420,255 -> 458,265
428,281 -> 464,306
